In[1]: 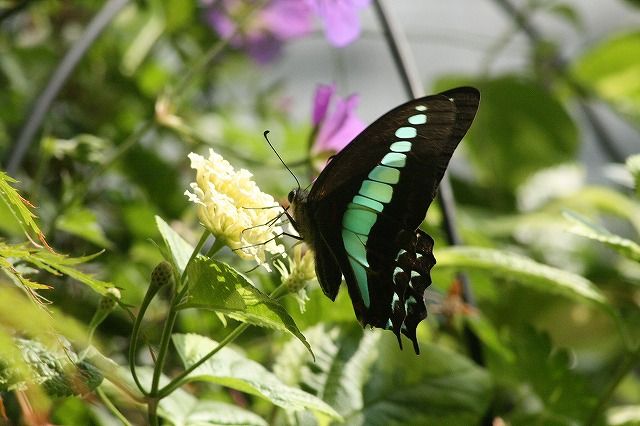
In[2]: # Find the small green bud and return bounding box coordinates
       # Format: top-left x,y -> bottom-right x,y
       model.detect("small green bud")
150,261 -> 174,289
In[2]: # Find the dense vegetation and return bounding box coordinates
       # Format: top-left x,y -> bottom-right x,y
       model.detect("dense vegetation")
0,1 -> 639,425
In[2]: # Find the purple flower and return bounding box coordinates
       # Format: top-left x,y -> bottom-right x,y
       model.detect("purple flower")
204,0 -> 371,63
311,83 -> 365,160
205,0 -> 313,64
306,0 -> 371,47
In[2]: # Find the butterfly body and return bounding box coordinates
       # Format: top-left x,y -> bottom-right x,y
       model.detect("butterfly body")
290,87 -> 480,353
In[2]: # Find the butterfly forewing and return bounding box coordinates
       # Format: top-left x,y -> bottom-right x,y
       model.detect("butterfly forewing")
295,87 -> 480,353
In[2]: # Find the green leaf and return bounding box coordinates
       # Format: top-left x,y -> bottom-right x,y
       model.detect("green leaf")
159,387 -> 268,426
274,324 -> 491,426
573,31 -> 640,122
178,257 -> 311,355
627,154 -> 640,195
156,215 -> 194,275
57,207 -> 113,248
501,326 -> 598,424
0,171 -> 45,243
564,210 -> 640,261
171,333 -> 340,419
437,76 -> 578,191
0,338 -> 102,396
274,324 -> 380,420
436,246 -> 610,310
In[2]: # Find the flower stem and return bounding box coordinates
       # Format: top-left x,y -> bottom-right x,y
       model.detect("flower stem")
180,230 -> 211,284
96,386 -> 132,426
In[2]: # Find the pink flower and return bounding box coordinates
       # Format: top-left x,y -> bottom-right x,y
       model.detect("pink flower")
311,83 -> 365,159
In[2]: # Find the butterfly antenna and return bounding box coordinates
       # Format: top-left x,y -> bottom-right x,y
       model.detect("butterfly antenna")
264,130 -> 301,190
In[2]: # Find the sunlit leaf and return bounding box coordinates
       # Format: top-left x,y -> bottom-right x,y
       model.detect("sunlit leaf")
564,210 -> 640,262
177,257 -> 311,354
436,246 -> 610,310
159,387 -> 268,426
573,30 -> 640,121
156,215 -> 194,275
171,333 -> 340,419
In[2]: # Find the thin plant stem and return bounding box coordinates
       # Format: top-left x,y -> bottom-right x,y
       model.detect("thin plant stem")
180,230 -> 211,284
5,0 -> 131,174
372,0 -> 484,364
157,283 -> 287,398
96,386 -> 133,426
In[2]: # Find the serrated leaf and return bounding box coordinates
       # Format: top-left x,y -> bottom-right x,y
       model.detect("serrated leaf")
573,30 -> 640,122
0,171 -> 46,244
564,210 -> 640,261
172,333 -> 340,419
436,246 -> 610,310
57,207 -> 113,248
156,215 -> 194,275
178,256 -> 311,354
159,387 -> 268,426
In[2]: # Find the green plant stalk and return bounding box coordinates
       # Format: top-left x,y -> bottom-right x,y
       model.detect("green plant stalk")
97,386 -> 132,426
157,283 -> 288,398
128,270 -> 164,396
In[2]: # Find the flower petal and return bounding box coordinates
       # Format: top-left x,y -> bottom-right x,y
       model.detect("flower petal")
314,93 -> 365,153
310,0 -> 371,47
312,83 -> 336,126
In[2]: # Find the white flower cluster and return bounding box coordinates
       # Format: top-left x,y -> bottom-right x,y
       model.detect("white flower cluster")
274,244 -> 316,311
185,149 -> 285,269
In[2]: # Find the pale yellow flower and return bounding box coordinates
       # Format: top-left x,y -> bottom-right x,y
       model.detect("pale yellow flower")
185,149 -> 285,270
274,244 -> 316,311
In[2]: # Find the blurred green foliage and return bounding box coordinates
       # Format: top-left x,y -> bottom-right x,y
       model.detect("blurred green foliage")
0,0 -> 639,425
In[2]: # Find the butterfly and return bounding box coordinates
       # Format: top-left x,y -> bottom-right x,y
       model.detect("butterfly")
288,87 -> 480,354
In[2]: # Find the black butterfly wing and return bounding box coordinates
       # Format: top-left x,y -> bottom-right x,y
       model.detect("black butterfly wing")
305,87 -> 479,352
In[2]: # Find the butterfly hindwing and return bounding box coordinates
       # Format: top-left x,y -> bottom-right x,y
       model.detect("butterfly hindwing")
293,87 -> 480,353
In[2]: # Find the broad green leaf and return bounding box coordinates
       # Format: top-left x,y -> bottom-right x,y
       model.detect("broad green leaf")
437,76 -> 578,191
0,171 -> 46,244
156,215 -> 194,275
564,210 -> 640,261
159,387 -> 268,426
274,324 -> 380,420
57,207 -> 113,248
573,31 -> 640,122
274,324 -> 491,426
436,246 -> 609,310
0,338 -> 102,396
178,256 -> 311,355
172,333 -> 340,419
